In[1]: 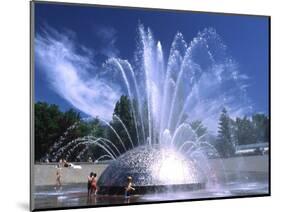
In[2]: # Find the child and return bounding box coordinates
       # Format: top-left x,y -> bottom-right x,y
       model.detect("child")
55,165 -> 62,190
124,176 -> 135,198
90,173 -> 98,195
87,172 -> 94,196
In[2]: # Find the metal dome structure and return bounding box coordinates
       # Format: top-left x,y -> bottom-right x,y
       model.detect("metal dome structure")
98,145 -> 206,195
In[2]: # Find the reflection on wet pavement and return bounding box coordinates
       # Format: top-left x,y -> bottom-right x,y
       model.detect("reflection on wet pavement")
34,180 -> 269,210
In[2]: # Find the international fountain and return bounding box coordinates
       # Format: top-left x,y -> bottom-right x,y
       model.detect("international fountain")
39,25 -> 268,203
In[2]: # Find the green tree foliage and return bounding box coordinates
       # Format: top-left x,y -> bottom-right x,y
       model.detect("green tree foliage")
66,118 -> 106,162
216,108 -> 235,157
215,108 -> 269,158
35,102 -> 81,161
35,102 -> 108,162
35,99 -> 269,162
190,120 -> 207,138
235,116 -> 255,145
108,95 -> 137,153
234,114 -> 269,146
252,114 -> 269,143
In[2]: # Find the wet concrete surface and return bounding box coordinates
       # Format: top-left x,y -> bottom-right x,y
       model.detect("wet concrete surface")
34,177 -> 269,210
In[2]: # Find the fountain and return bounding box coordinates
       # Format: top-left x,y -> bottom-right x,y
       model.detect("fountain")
94,25 -> 250,194
98,145 -> 206,195
41,24 -> 254,195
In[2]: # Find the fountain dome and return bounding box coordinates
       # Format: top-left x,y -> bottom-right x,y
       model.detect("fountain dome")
97,145 -> 206,194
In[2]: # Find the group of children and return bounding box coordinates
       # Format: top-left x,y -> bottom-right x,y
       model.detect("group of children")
55,158 -> 136,198
87,173 -> 135,198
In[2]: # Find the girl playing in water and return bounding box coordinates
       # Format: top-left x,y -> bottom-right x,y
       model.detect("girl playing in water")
90,173 -> 98,195
124,176 -> 135,198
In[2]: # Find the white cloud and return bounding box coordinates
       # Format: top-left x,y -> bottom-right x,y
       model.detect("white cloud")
35,26 -> 121,120
95,26 -> 119,58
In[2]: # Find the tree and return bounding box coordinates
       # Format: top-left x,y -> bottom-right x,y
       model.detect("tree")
235,116 -> 255,146
216,108 -> 235,157
252,114 -> 269,143
108,95 -> 137,153
35,102 -> 63,161
34,102 -> 82,162
190,120 -> 207,138
67,118 -> 106,162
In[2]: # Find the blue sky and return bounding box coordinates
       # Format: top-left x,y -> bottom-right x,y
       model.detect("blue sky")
34,2 -> 269,119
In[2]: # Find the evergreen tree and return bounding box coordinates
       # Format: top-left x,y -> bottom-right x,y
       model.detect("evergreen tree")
190,120 -> 207,138
252,114 -> 269,143
235,116 -> 255,145
217,108 -> 235,157
108,95 -> 137,153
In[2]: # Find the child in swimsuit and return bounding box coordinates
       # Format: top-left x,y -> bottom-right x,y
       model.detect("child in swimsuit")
90,173 -> 98,195
125,176 -> 135,198
87,172 -> 94,196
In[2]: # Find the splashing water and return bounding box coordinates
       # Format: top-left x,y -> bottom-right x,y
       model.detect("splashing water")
39,24 -> 253,187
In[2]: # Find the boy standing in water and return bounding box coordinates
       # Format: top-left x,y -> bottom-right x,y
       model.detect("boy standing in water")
125,176 -> 135,198
87,172 -> 94,196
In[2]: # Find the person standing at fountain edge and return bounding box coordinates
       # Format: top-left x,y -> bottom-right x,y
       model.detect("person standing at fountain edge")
90,173 -> 98,195
55,164 -> 62,190
87,172 -> 94,196
125,176 -> 135,198
54,159 -> 63,190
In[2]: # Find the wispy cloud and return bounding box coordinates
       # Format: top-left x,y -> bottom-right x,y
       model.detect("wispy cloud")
95,26 -> 119,58
35,26 -> 121,120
